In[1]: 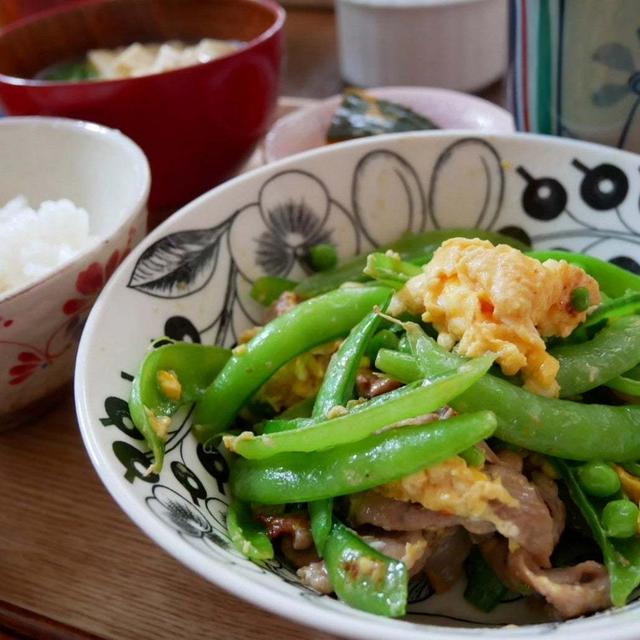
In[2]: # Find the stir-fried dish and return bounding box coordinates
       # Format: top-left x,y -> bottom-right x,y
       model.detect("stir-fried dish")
129,228 -> 640,620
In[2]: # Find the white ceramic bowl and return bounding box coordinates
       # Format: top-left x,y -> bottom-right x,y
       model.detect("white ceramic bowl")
337,0 -> 507,92
0,117 -> 149,427
76,132 -> 640,639
265,86 -> 515,162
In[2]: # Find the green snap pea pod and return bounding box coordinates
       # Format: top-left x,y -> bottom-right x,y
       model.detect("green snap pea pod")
323,520 -> 408,617
607,375 -> 640,397
226,355 -> 494,459
556,459 -> 640,607
280,395 -> 316,419
193,286 -> 391,445
311,303 -> 390,555
363,252 -> 423,290
226,499 -> 274,561
294,229 -> 530,298
464,547 -> 508,613
229,411 -> 497,504
459,445 -> 485,468
528,250 -> 640,298
376,329 -> 640,461
250,276 -> 297,306
261,417 -> 314,434
551,317 -> 640,397
313,303 -> 390,419
584,292 -> 640,329
622,462 -> 640,477
309,499 -> 333,556
129,340 -> 231,473
366,329 -> 400,363
375,348 -> 422,383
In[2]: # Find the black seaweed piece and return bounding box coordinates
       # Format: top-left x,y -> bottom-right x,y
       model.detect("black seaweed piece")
326,91 -> 439,143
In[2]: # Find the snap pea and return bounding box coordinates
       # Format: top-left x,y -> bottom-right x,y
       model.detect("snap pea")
229,411 -> 497,504
250,276 -> 297,306
193,286 -> 392,445
375,348 -> 421,383
311,304 -> 389,555
324,521 -> 407,617
459,446 -> 485,468
556,459 -> 640,607
309,499 -> 333,556
551,317 -> 640,397
365,329 -> 400,363
225,355 -> 494,459
129,340 -> 231,473
622,462 -> 640,477
227,499 -> 274,561
375,327 -> 640,461
528,250 -> 640,298
607,376 -> 640,398
363,252 -> 423,289
313,304 -> 389,419
583,292 -> 640,329
294,229 -> 530,298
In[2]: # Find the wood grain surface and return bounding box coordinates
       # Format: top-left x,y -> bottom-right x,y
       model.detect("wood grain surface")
0,7 -> 505,639
0,395 -> 336,640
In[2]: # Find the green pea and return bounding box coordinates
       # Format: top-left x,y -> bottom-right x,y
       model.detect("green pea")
602,499 -> 639,538
570,286 -> 591,312
366,330 -> 400,362
308,244 -> 338,272
577,461 -> 621,497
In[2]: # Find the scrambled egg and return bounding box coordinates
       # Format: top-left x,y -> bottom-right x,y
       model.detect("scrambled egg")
377,456 -> 520,538
391,238 -> 600,397
239,326 -> 340,412
88,39 -> 239,80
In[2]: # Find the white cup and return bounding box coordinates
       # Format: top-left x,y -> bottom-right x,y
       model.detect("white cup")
336,0 -> 508,92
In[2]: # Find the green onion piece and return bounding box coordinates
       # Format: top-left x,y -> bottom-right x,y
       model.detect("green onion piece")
464,547 -> 508,612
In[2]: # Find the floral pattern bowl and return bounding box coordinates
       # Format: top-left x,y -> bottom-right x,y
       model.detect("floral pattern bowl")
0,116 -> 149,428
76,131 -> 640,640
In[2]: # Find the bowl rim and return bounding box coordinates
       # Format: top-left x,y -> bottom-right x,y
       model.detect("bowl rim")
0,0 -> 286,88
264,86 -> 515,163
0,115 -> 150,305
75,130 -> 640,640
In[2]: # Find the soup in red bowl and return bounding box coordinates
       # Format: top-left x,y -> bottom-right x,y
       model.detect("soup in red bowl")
0,0 -> 285,221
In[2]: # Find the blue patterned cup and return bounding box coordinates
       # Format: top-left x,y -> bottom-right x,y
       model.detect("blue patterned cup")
509,0 -> 640,152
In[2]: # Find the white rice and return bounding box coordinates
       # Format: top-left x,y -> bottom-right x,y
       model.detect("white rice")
0,196 -> 97,296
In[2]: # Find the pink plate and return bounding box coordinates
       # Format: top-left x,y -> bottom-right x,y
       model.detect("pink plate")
265,86 -> 515,162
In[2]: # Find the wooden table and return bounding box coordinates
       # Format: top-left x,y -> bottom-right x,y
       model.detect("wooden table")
0,8 -> 504,640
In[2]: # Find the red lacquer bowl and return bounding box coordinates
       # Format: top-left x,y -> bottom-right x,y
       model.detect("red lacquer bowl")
0,0 -> 285,221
